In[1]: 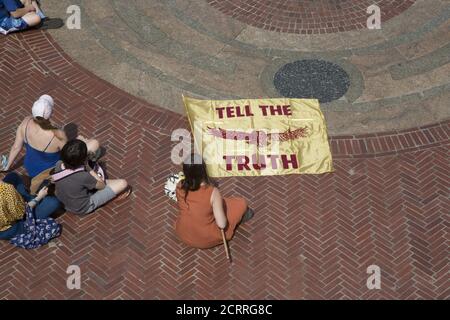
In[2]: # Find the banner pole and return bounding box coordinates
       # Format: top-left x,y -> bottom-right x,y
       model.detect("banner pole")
221,229 -> 231,263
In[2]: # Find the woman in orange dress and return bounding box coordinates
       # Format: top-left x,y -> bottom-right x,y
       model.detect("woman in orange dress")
175,154 -> 254,249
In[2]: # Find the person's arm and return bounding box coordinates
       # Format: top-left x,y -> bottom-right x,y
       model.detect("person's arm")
3,121 -> 25,171
28,186 -> 48,209
211,187 -> 227,229
53,129 -> 68,145
9,4 -> 35,18
89,170 -> 106,190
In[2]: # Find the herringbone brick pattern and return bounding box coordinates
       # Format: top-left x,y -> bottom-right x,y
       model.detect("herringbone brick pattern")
0,30 -> 448,299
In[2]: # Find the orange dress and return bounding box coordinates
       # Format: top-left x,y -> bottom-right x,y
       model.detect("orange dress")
175,184 -> 247,249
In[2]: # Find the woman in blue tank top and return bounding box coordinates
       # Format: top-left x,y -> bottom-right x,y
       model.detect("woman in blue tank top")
3,95 -> 64,178
2,95 -> 100,179
22,118 -> 61,178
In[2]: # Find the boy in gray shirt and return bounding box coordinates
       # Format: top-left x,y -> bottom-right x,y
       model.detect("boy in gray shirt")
53,139 -> 131,214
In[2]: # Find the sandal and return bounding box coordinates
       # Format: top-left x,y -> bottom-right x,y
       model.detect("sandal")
241,208 -> 255,224
38,18 -> 64,30
115,186 -> 132,201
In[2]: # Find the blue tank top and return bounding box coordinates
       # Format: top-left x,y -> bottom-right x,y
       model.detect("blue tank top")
23,119 -> 61,178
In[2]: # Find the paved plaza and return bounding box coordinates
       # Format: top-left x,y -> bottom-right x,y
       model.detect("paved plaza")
0,0 -> 448,299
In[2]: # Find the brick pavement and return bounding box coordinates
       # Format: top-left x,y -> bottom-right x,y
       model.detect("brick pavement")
207,0 -> 416,34
0,30 -> 448,299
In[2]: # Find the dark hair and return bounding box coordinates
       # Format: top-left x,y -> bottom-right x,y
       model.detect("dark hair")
61,139 -> 88,170
181,153 -> 211,202
33,117 -> 58,131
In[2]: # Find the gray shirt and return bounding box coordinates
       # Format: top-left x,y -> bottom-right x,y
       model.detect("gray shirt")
54,161 -> 97,214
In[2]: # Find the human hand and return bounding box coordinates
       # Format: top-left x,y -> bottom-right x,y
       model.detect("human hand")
36,186 -> 49,200
89,170 -> 103,182
25,5 -> 36,12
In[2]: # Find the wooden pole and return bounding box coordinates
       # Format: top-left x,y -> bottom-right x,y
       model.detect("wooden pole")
221,229 -> 231,263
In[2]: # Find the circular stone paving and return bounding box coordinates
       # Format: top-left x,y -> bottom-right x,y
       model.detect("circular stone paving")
44,0 -> 450,135
274,60 -> 351,103
206,0 -> 416,34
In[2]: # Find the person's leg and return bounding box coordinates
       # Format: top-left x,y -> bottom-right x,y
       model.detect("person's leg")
34,196 -> 61,219
17,0 -> 42,26
76,136 -> 100,154
85,185 -> 118,213
21,12 -> 41,27
0,222 -> 25,240
19,0 -> 46,19
84,179 -> 130,213
2,172 -> 33,201
31,0 -> 46,18
86,139 -> 100,154
77,136 -> 101,161
105,179 -> 128,195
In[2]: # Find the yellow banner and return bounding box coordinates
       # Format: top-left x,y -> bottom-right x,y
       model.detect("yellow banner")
183,97 -> 334,177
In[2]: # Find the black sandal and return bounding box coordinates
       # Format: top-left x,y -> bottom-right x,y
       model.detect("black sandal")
38,18 -> 65,30
241,208 -> 255,224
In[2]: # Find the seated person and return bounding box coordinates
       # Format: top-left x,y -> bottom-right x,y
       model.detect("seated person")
175,153 -> 254,249
2,94 -> 100,194
53,139 -> 131,215
0,172 -> 60,240
0,0 -> 43,34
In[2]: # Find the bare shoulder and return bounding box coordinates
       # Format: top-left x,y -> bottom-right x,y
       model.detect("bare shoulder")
17,116 -> 32,134
20,116 -> 32,127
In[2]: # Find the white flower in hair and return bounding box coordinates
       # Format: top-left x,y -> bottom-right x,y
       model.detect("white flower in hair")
164,172 -> 185,202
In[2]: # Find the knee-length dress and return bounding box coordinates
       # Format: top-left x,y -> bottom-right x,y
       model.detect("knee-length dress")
175,184 -> 247,249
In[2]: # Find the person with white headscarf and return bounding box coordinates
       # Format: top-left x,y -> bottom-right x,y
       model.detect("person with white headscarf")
2,94 -> 100,194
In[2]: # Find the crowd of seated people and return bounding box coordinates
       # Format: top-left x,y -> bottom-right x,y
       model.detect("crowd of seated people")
0,6 -> 254,250
0,95 -> 131,242
0,95 -> 253,249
